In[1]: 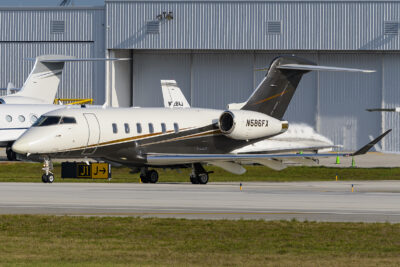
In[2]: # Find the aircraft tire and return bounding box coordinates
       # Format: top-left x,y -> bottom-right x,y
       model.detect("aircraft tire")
140,174 -> 150,183
42,174 -> 49,183
47,174 -> 54,183
190,175 -> 199,184
148,170 -> 159,184
6,145 -> 17,161
198,173 -> 209,185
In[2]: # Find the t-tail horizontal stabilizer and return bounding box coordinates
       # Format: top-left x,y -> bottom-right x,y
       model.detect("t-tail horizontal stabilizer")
277,64 -> 375,73
242,56 -> 375,120
367,108 -> 400,112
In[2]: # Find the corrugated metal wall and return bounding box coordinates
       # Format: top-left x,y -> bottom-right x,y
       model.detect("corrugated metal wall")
132,51 -> 397,151
382,54 -> 400,153
0,7 -> 105,104
106,0 -> 400,51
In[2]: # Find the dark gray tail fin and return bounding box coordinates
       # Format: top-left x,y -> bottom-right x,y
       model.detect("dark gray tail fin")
241,56 -> 315,120
241,56 -> 374,119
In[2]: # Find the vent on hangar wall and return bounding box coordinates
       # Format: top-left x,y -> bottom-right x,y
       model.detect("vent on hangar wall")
146,21 -> 160,34
50,20 -> 65,34
266,21 -> 281,35
384,21 -> 399,35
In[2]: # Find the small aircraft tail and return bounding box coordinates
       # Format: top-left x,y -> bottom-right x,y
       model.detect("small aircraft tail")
241,56 -> 374,120
10,55 -> 75,104
161,80 -> 190,108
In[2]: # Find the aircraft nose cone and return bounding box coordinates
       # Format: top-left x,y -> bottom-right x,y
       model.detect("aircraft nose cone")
12,140 -> 30,154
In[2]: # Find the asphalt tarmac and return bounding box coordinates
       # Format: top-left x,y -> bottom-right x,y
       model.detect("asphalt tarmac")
1,148 -> 400,167
1,181 -> 400,222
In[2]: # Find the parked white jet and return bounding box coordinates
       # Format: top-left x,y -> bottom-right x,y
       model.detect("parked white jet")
0,56 -> 129,160
13,56 -> 390,184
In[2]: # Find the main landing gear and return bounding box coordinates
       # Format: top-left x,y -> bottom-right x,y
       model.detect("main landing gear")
190,163 -> 212,185
138,164 -> 211,184
41,157 -> 54,183
140,168 -> 159,183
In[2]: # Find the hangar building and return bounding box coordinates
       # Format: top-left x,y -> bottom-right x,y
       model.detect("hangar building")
1,0 -> 400,151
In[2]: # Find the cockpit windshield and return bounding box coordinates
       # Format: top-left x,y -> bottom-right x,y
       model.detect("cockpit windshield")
32,116 -> 76,127
60,117 -> 76,124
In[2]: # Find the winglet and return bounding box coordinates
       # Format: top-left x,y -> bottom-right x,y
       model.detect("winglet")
352,129 -> 392,156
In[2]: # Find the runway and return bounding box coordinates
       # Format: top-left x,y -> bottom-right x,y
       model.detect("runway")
0,181 -> 400,222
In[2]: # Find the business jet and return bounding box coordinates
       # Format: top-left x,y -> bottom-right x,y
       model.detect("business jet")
13,56 -> 390,184
0,55 -> 130,160
161,79 -> 336,164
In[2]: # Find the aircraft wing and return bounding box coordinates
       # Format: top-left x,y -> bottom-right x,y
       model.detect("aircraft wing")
146,130 -> 391,172
232,144 -> 338,154
161,80 -> 190,108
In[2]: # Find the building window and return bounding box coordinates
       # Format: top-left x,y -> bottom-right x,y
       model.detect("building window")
161,123 -> 166,133
266,21 -> 281,35
136,123 -> 142,134
146,21 -> 160,34
174,123 -> 179,133
112,123 -> 118,134
50,20 -> 65,34
124,123 -> 130,134
149,123 -> 154,134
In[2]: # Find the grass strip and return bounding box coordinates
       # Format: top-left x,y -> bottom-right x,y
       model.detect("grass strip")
0,215 -> 399,266
0,162 -> 400,183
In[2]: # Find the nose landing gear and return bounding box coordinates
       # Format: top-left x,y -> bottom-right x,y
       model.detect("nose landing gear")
6,143 -> 17,161
42,157 -> 54,183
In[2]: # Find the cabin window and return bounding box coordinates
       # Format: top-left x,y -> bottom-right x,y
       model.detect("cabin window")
60,117 -> 76,124
18,115 -> 25,122
161,123 -> 166,133
33,116 -> 61,127
136,123 -> 142,134
174,123 -> 179,133
30,115 -> 38,124
5,115 -> 12,122
149,123 -> 154,134
112,123 -> 118,134
124,123 -> 130,134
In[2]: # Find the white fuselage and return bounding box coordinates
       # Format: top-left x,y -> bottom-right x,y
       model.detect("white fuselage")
12,107 -> 285,164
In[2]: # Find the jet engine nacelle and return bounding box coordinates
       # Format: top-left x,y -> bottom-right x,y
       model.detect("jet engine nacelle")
218,110 -> 288,140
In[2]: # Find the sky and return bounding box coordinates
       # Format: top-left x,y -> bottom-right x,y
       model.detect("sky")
0,0 -> 104,6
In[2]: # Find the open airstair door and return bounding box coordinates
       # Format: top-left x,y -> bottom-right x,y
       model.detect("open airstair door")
82,113 -> 100,155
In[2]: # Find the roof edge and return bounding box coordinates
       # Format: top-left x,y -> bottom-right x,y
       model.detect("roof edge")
0,6 -> 104,11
